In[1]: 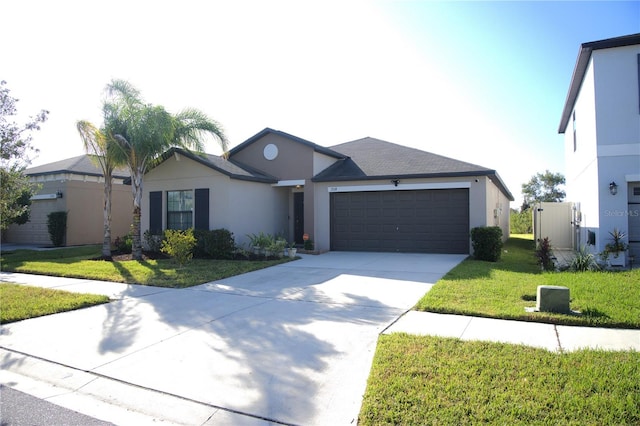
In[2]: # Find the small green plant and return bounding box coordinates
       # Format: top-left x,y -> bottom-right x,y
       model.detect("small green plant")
535,237 -> 555,271
569,245 -> 600,272
304,238 -> 314,251
161,228 -> 197,266
46,211 -> 67,247
470,226 -> 503,262
604,228 -> 628,258
114,228 -> 133,253
143,230 -> 164,253
267,238 -> 287,257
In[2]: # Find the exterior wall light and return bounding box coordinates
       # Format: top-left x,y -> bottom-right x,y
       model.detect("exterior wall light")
391,179 -> 400,187
609,181 -> 618,195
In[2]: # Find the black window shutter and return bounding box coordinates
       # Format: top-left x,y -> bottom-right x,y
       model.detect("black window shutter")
194,188 -> 209,230
149,191 -> 162,234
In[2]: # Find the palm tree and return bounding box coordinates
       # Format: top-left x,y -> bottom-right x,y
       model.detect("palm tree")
76,120 -> 121,259
103,79 -> 227,260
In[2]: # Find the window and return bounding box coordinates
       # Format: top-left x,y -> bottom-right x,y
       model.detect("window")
167,190 -> 193,230
634,187 -> 640,197
572,110 -> 577,152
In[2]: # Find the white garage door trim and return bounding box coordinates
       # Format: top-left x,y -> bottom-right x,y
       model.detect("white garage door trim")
327,181 -> 471,193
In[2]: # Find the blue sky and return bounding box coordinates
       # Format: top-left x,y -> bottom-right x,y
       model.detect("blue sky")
4,1 -> 639,206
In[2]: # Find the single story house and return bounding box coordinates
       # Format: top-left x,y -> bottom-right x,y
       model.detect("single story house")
3,155 -> 132,246
558,33 -> 640,263
142,128 -> 513,254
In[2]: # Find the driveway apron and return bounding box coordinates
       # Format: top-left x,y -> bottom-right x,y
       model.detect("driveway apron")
0,252 -> 465,425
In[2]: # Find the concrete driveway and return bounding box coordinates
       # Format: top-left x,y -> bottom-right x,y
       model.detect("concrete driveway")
0,252 -> 465,425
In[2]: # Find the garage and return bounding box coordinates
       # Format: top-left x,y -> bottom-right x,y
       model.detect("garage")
330,188 -> 469,254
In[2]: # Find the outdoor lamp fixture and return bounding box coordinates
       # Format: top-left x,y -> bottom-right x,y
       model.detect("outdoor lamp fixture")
609,181 -> 618,195
391,179 -> 400,187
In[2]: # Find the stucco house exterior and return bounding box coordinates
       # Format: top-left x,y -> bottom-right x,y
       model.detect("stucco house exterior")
3,155 -> 132,246
558,33 -> 640,263
142,128 -> 513,254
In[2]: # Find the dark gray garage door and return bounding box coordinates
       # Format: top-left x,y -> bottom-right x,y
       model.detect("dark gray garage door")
330,189 -> 469,254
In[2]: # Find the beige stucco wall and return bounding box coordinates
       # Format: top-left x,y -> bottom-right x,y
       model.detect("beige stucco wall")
142,154 -> 289,249
230,133 -> 316,181
4,175 -> 132,246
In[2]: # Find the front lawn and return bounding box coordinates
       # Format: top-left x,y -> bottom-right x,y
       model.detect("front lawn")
359,334 -> 640,425
1,246 -> 294,288
415,236 -> 640,328
0,283 -> 109,324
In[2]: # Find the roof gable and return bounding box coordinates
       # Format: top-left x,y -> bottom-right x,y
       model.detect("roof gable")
228,127 -> 345,159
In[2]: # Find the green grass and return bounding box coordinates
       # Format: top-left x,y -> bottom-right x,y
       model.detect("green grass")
0,283 -> 109,324
1,246 -> 294,288
359,334 -> 640,425
415,236 -> 640,328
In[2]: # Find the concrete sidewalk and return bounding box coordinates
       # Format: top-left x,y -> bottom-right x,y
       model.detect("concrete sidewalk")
385,311 -> 640,352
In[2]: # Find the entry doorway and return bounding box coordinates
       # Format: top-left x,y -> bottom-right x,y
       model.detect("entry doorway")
294,192 -> 304,244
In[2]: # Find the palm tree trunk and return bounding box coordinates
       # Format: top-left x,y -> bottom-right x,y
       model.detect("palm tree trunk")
131,169 -> 144,260
102,177 -> 113,259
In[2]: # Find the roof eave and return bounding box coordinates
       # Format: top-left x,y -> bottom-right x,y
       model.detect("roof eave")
558,33 -> 640,133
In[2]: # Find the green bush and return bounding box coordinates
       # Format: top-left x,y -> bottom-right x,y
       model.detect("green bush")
194,228 -> 236,259
114,229 -> 133,253
161,228 -> 197,266
510,208 -> 532,234
46,211 -> 67,247
470,226 -> 503,262
535,237 -> 555,271
143,230 -> 164,253
569,245 -> 600,272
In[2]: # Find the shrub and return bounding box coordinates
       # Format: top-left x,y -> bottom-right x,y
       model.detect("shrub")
569,245 -> 600,272
470,226 -> 503,262
143,230 -> 164,253
535,237 -> 555,271
509,208 -> 532,234
194,228 -> 236,259
304,238 -> 314,251
114,229 -> 133,253
161,228 -> 196,266
46,211 -> 67,247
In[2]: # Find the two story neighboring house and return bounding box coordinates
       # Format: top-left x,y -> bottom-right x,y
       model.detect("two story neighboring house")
559,33 -> 640,262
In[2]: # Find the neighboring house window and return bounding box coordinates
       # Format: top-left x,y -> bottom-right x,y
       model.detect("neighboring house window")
572,110 -> 577,152
167,190 -> 193,230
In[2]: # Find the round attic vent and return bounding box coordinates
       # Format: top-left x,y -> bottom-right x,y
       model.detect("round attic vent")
263,143 -> 278,160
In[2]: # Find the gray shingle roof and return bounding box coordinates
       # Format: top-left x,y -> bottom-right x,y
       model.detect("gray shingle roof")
159,148 -> 278,183
25,155 -> 130,179
314,137 -> 492,180
314,137 -> 514,201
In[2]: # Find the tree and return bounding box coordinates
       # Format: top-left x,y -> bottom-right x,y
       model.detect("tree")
0,80 -> 48,230
77,120 -> 121,259
521,170 -> 565,205
103,79 -> 228,260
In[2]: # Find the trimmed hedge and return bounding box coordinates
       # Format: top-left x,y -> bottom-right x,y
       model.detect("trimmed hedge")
194,228 -> 236,259
46,211 -> 67,247
470,226 -> 503,262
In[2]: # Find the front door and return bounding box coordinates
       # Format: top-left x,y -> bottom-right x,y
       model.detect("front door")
294,192 -> 304,244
